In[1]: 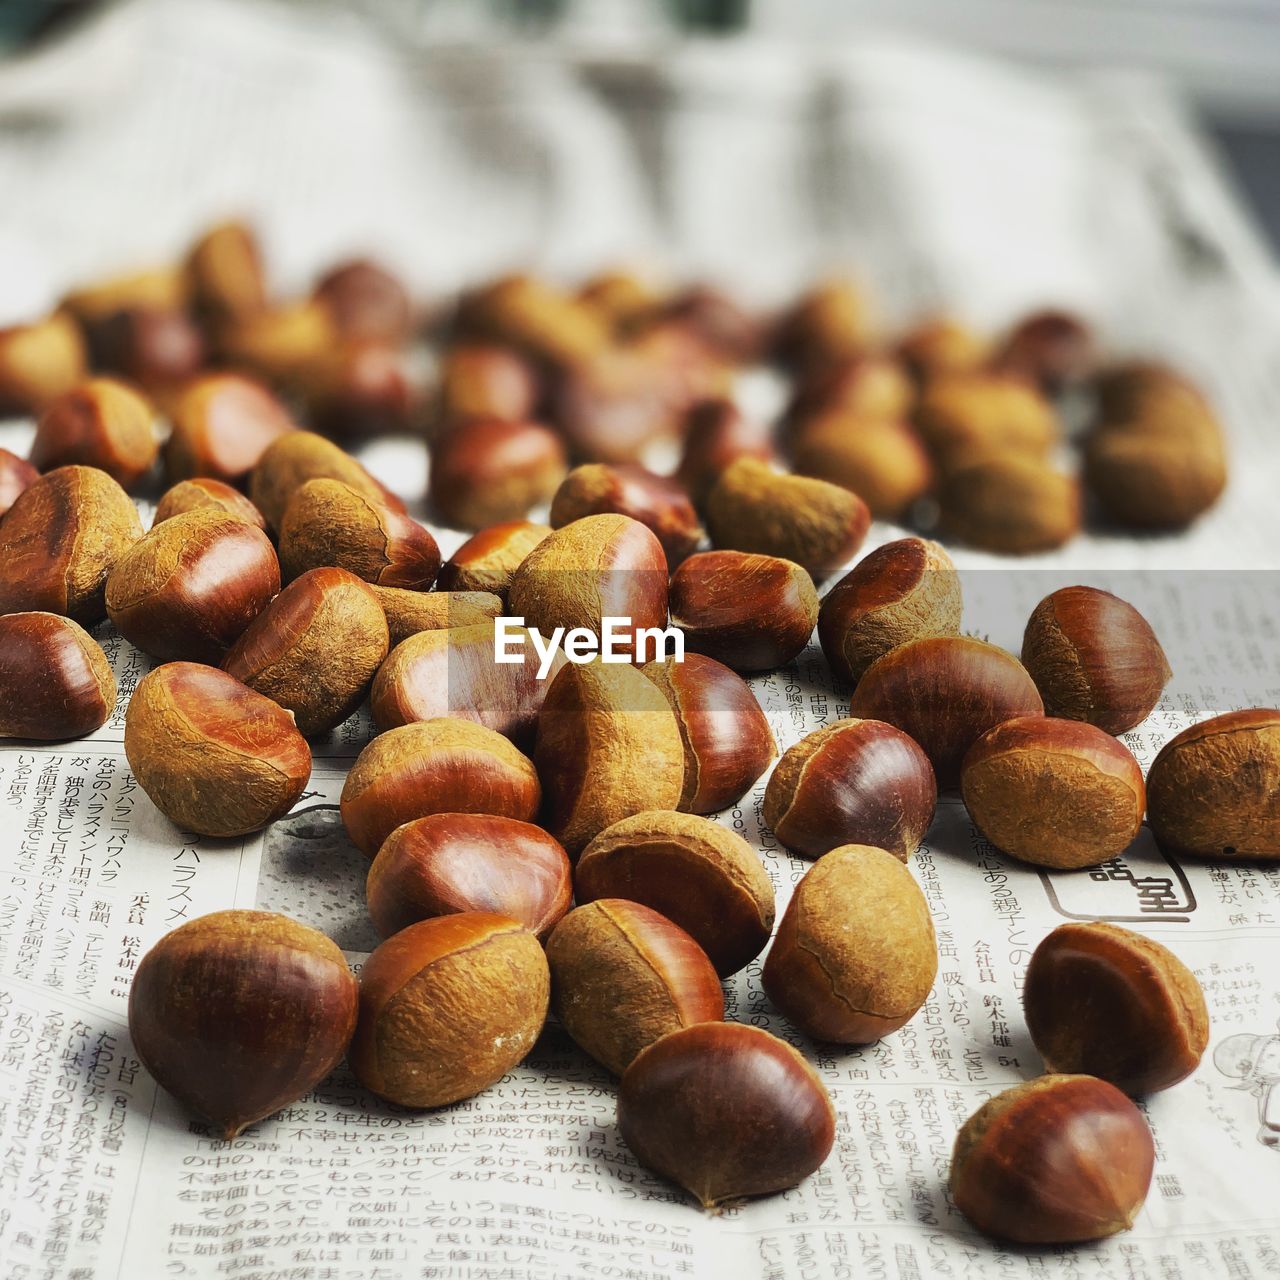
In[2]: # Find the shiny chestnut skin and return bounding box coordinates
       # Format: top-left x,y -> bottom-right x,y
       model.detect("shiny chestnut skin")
249,430 -> 397,532
0,448 -> 38,516
0,313 -> 88,414
647,283 -> 766,364
669,550 -> 818,673
185,220 -> 267,327
850,636 -> 1044,788
993,308 -> 1095,394
640,653 -> 775,813
87,306 -> 205,393
764,718 -> 936,862
125,663 -> 312,837
1024,923 -> 1210,1095
950,1075 -> 1155,1244
436,520 -> 551,598
106,508 -> 280,663
30,378 -> 158,490
546,899 -> 724,1076
674,398 -> 773,507
1021,586 -> 1171,735
153,477 -> 267,529
304,340 -> 424,440
129,910 -> 357,1140
165,373 -> 295,485
618,1023 -> 836,1208
0,613 -> 115,740
435,343 -> 540,429
366,814 -> 571,943
313,258 -> 412,343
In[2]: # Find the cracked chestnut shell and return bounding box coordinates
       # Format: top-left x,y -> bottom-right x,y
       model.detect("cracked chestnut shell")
154,477 -> 267,529
0,612 -> 116,740
436,520 -> 551,599
371,587 -> 503,647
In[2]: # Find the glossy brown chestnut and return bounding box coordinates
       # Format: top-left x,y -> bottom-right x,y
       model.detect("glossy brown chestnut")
1022,586 -> 1172,735
129,910 -> 357,1139
153,477 -> 267,529
340,718 -> 541,856
30,378 -> 158,489
303,340 -> 424,440
674,398 -> 773,507
249,430 -> 397,531
435,520 -> 552,598
185,220 -> 267,327
618,1022 -> 836,1208
86,305 -> 205,393
217,299 -> 336,390
950,1075 -> 1155,1243
435,343 -> 540,428
993,308 -> 1095,394
106,508 -> 280,663
0,312 -> 88,414
371,586 -> 503,647
938,455 -> 1081,554
850,636 -> 1044,788
125,663 -> 312,836
366,814 -> 572,942
648,283 -> 765,364
0,448 -> 38,516
669,550 -> 818,673
313,258 -> 413,343
764,718 -> 936,862
1024,922 -> 1210,1095
0,612 -> 115,739
782,353 -> 915,442
223,567 -> 389,736
575,811 -> 774,977
546,899 -> 724,1075
165,373 -> 295,485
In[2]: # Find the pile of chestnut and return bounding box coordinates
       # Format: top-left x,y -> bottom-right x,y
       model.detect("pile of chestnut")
0,222 -> 1267,1244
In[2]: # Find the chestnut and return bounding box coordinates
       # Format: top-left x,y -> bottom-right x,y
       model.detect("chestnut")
86,305 -> 205,394
1021,586 -> 1171,735
546,899 -> 723,1075
165,373 -> 295,485
674,397 -> 773,507
371,586 -> 503,647
938,455 -> 1081,554
435,343 -> 540,429
30,378 -> 158,490
366,814 -> 571,942
223,567 -> 389,736
0,613 -> 115,739
1094,360 -> 1213,431
185,220 -> 267,327
0,465 -> 143,625
129,910 -> 357,1139
428,416 -> 568,531
782,353 -> 914,442
349,913 -> 549,1108
63,267 -> 186,327
914,371 -> 1059,471
617,1022 -> 836,1208
669,550 -> 818,673
0,312 -> 88,414
1084,426 -> 1226,529
961,716 -> 1144,869
217,299 -> 336,389
764,718 -> 936,862
278,478 -> 440,590
1024,922 -> 1210,1095
153,477 -> 267,530
0,448 -> 38,516
896,316 -> 991,383
762,844 -> 936,1043
849,636 -> 1044,788
340,718 -> 540,856
435,520 -> 551,598
950,1075 -> 1155,1243
648,283 -> 765,364
303,340 -> 424,440
550,464 -> 703,566
640,653 -> 775,814
577,268 -> 666,329
575,811 -> 774,977
125,663 -> 311,837
1146,709 -> 1280,860
773,277 -> 871,373
993,308 -> 1095,394
106,508 -> 280,663
818,537 -> 962,685
313,257 -> 413,343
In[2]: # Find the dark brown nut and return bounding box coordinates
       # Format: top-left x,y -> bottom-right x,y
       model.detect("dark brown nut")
428,417 -> 568,530
0,313 -> 89,414
914,371 -> 1059,470
129,910 -> 357,1139
1024,923 -> 1209,1095
762,844 -> 937,1043
1084,427 -> 1226,528
436,520 -> 551,598
507,514 -> 669,662
435,343 -> 540,429
165,373 -> 295,485
106,508 -> 280,663
349,913 -> 549,1108
818,537 -> 962,685
30,378 -> 158,489
370,622 -> 550,745
950,1075 -> 1155,1244
938,456 -> 1081,554
534,660 -> 685,855
705,458 -> 870,578
366,814 -> 571,942
278,478 -> 440,590
618,1022 -> 836,1208
646,283 -> 765,365
764,719 -> 936,862
640,653 -> 775,814
0,448 -> 38,516
217,300 -> 337,389
249,430 -> 395,532
340,718 -> 541,857
303,340 -> 424,440
1021,586 -> 1171,735
1095,360 -> 1212,429
0,613 -> 115,739
790,415 -> 934,521
153,477 -> 267,530
86,306 -> 205,394
371,587 -> 504,647
575,811 -> 774,977
896,316 -> 991,383
674,398 -> 773,507
313,258 -> 413,343
61,268 -> 186,329
546,899 -> 724,1075
185,220 -> 268,327
223,567 -> 389,737
993,309 -> 1095,393
850,636 -> 1044,788
550,464 -> 703,566
0,465 -> 143,624
1146,709 -> 1280,860
669,550 -> 818,673
773,277 -> 872,372
782,353 -> 915,442
961,716 -> 1145,869
125,663 -> 312,836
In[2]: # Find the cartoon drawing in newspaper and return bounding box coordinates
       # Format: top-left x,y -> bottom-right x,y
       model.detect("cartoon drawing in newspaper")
1215,1021 -> 1280,1150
